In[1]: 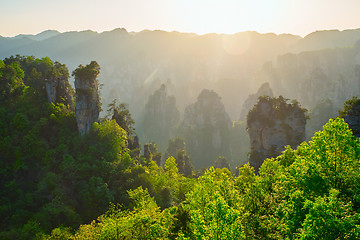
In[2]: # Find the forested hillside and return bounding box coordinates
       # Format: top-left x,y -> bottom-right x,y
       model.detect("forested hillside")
0,56 -> 193,238
1,55 -> 360,239
56,116 -> 360,239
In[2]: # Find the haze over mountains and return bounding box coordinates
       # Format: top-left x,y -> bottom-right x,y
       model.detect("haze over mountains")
1,27 -> 360,140
3,24 -> 360,238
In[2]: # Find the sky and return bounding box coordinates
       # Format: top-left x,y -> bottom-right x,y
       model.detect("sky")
1,0 -> 360,37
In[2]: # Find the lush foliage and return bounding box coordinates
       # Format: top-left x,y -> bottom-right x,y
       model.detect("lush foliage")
72,61 -> 100,81
3,55 -> 360,239
165,137 -> 193,176
247,95 -> 308,125
0,56 -> 192,239
107,100 -> 135,136
44,117 -> 360,239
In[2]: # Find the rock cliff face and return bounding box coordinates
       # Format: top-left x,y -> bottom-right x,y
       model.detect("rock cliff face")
341,98 -> 360,138
45,76 -> 74,108
344,106 -> 360,138
239,82 -> 273,121
73,61 -> 101,135
164,137 -> 193,176
247,96 -> 307,171
181,89 -> 232,169
142,84 -> 180,151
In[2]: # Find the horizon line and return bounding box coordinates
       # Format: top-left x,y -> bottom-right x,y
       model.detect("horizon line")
2,26 -> 360,39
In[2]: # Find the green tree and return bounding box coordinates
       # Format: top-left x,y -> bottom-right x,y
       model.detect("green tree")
107,100 -> 136,136
299,189 -> 360,239
71,187 -> 172,240
165,137 -> 193,176
183,168 -> 244,239
274,118 -> 360,238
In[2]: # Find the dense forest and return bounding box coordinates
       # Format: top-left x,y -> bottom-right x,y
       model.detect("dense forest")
1,54 -> 360,239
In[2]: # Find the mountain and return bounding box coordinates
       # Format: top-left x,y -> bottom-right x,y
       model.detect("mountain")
180,89 -> 232,168
12,30 -> 61,41
2,27 -> 360,147
247,96 -> 307,172
292,29 -> 360,52
0,28 -> 302,121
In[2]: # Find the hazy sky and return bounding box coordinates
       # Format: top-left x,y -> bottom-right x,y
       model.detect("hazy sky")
1,0 -> 360,37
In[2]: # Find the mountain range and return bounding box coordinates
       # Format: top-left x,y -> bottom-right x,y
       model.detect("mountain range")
1,27 -> 360,123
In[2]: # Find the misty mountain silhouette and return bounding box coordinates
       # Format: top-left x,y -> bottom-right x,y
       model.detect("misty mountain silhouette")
1,28 -> 360,121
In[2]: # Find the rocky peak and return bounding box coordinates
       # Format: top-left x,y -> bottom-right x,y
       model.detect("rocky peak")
239,82 -> 273,121
340,97 -> 360,137
45,76 -> 73,108
181,89 -> 232,169
247,96 -> 307,172
142,84 -> 180,151
183,89 -> 231,128
73,61 -> 101,135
